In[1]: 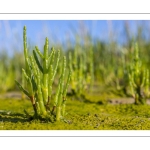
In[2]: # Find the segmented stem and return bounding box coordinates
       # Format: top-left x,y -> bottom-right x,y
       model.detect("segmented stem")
16,26 -> 71,121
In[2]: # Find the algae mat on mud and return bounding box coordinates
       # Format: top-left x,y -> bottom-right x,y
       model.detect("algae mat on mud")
1,98 -> 150,130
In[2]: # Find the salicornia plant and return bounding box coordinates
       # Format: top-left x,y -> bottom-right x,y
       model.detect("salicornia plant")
69,47 -> 94,99
0,63 -> 15,92
128,43 -> 150,104
15,26 -> 71,121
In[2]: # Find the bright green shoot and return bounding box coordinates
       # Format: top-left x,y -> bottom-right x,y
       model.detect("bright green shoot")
15,26 -> 71,121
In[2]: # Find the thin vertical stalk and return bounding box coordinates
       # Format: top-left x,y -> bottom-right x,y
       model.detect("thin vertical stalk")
56,56 -> 66,121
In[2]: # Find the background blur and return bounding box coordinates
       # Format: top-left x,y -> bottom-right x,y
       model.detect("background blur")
1,20 -> 150,55
1,20 -> 150,93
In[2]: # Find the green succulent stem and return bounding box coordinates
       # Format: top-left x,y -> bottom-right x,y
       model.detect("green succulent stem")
62,69 -> 72,117
46,50 -> 60,110
23,26 -> 30,76
16,26 -> 71,122
55,56 -> 66,121
56,106 -> 61,121
61,99 -> 66,117
21,71 -> 25,99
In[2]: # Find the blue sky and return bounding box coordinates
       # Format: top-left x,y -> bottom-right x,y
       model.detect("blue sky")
0,20 -> 150,56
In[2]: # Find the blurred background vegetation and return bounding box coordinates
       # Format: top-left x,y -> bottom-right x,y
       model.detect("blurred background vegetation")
0,20 -> 150,95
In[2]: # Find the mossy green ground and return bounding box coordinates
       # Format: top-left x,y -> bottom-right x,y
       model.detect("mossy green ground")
1,93 -> 150,130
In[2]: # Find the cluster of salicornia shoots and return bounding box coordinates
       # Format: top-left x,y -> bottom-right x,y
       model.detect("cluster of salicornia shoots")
0,51 -> 24,92
128,43 -> 150,104
15,26 -> 71,121
69,47 -> 94,98
0,63 -> 15,92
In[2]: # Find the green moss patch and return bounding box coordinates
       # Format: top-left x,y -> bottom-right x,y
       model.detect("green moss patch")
1,97 -> 150,130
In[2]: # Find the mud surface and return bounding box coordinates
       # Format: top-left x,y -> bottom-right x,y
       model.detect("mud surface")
108,98 -> 150,104
0,92 -> 23,99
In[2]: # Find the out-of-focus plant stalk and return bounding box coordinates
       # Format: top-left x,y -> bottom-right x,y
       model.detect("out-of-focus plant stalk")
128,43 -> 149,104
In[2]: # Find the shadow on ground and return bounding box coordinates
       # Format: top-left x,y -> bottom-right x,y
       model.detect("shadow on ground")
0,111 -> 27,123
